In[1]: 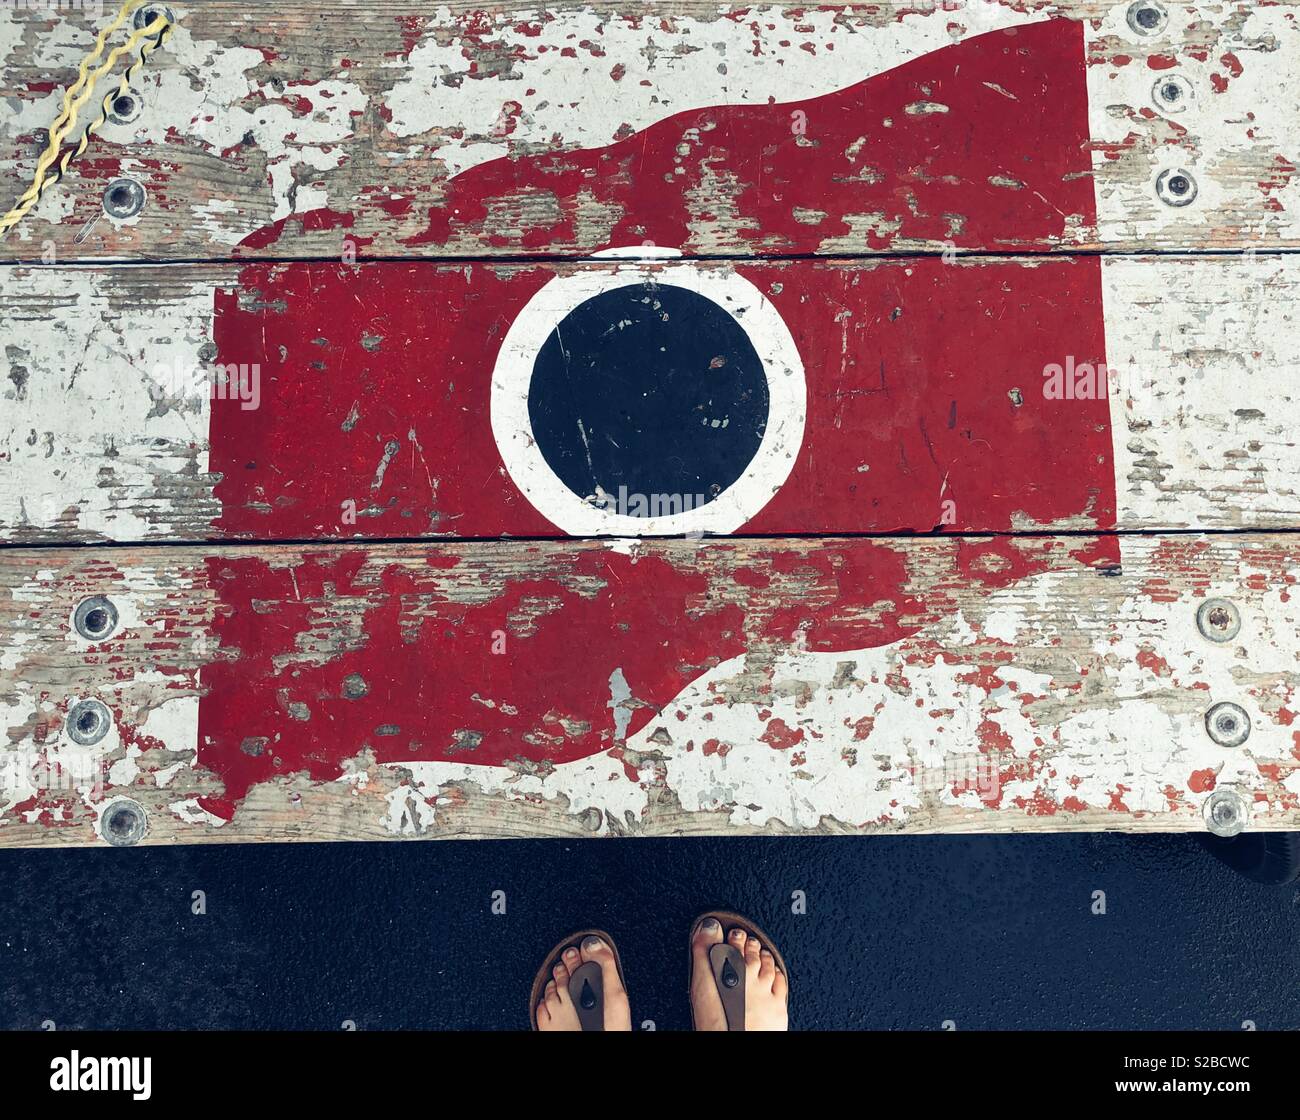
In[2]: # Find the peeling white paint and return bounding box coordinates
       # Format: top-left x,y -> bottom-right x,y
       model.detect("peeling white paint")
0,266 -> 215,541
385,4 -> 1044,180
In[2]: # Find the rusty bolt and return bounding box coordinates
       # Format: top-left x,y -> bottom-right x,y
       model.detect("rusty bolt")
66,699 -> 112,746
1205,702 -> 1251,748
73,595 -> 119,641
1203,788 -> 1247,838
1196,597 -> 1240,643
98,798 -> 148,847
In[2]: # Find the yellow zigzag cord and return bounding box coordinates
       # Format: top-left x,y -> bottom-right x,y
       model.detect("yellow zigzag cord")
1,1 -> 172,238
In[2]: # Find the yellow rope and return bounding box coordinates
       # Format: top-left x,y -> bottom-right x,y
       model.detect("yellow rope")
44,20 -> 173,199
1,2 -> 173,237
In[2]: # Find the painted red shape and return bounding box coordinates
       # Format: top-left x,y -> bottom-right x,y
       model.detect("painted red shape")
196,19 -> 1118,808
213,18 -> 1111,541
238,20 -> 1096,257
196,537 -> 1121,804
211,255 -> 1111,539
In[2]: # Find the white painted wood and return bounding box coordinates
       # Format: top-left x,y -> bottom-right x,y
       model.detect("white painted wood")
1,2 -> 1296,259
1,534 -> 1297,846
3,255 -> 1298,541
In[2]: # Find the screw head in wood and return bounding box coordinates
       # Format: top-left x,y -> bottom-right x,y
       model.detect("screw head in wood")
1196,597 -> 1240,642
1127,1 -> 1168,35
66,699 -> 112,746
133,4 -> 174,32
106,89 -> 143,125
98,798 -> 148,847
1152,75 -> 1192,113
73,595 -> 119,641
1205,702 -> 1251,748
102,178 -> 146,220
1203,788 -> 1247,838
1155,168 -> 1197,207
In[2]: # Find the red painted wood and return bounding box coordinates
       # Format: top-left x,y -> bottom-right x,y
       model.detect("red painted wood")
212,255 -> 1112,539
196,536 -> 1122,806
195,18 -> 1115,811
237,20 -> 1096,258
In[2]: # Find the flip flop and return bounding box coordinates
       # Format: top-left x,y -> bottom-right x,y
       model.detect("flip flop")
529,929 -> 626,1031
688,910 -> 790,1031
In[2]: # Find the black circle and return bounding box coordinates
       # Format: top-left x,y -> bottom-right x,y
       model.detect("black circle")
113,95 -> 135,117
1136,6 -> 1161,28
1169,175 -> 1190,195
526,282 -> 769,516
84,608 -> 108,634
77,709 -> 99,735
1161,83 -> 1180,101
108,807 -> 136,837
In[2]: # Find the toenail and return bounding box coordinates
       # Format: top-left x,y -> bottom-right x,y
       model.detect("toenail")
564,947 -> 580,959
701,918 -> 720,932
731,929 -> 745,940
581,935 -> 603,951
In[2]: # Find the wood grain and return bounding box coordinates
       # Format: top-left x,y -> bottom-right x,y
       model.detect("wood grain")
1,533 -> 1297,846
2,253 -> 1297,543
1,2 -> 1296,261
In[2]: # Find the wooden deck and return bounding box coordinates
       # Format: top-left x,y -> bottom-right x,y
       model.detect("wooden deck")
2,1 -> 1298,845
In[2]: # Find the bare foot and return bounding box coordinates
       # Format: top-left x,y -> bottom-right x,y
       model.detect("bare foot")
535,935 -> 632,1031
690,917 -> 789,1031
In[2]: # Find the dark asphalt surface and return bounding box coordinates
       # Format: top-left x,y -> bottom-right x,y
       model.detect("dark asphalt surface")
2,832 -> 1297,1031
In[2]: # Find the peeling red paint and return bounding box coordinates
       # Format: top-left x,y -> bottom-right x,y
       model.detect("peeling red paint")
1188,768 -> 1217,793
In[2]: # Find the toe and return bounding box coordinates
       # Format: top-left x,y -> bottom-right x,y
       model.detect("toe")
575,934 -> 632,1031
562,946 -> 582,979
536,999 -> 551,1027
579,935 -> 624,993
692,916 -> 724,954
729,927 -> 748,955
773,967 -> 789,1002
690,917 -> 727,1031
743,932 -> 762,975
758,948 -> 777,984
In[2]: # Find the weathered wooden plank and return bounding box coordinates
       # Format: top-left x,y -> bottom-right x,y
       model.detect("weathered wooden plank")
2,533 -> 1297,847
2,2 -> 1296,261
2,253 -> 1297,542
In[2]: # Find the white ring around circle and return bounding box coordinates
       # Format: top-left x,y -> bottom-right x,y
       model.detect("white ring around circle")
489,257 -> 807,537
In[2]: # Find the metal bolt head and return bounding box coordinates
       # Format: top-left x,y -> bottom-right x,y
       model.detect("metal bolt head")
66,699 -> 112,746
1205,702 -> 1251,748
1152,75 -> 1192,113
102,178 -> 146,220
98,798 -> 148,847
1196,597 -> 1241,642
1127,0 -> 1168,35
73,595 -> 119,641
133,3 -> 174,33
1155,168 -> 1197,207
1203,788 -> 1247,838
106,89 -> 143,126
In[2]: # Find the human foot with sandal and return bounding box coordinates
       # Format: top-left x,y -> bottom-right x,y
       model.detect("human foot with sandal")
531,912 -> 789,1031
